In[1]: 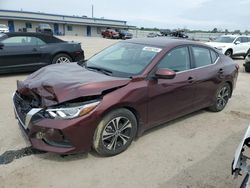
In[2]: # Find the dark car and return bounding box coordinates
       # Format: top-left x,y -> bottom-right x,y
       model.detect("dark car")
244,53 -> 250,72
0,32 -> 84,74
116,29 -> 133,39
13,38 -> 238,156
170,30 -> 188,38
101,29 -> 120,39
36,24 -> 53,35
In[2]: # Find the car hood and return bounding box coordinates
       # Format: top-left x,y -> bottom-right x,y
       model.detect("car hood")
205,42 -> 230,48
17,63 -> 130,107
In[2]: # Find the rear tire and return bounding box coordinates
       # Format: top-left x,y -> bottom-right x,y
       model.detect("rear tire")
93,108 -> 137,156
52,53 -> 72,64
225,49 -> 233,58
245,66 -> 250,72
208,83 -> 231,112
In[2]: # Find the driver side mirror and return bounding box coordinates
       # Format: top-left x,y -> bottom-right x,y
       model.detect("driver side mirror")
155,68 -> 176,79
235,41 -> 241,45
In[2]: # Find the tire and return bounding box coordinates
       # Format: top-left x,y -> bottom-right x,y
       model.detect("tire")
240,174 -> 250,188
245,66 -> 250,73
208,83 -> 231,112
225,49 -> 233,57
244,49 -> 250,59
93,108 -> 137,156
52,53 -> 72,64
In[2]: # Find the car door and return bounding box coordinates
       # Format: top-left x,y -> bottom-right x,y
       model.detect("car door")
234,37 -> 246,54
0,36 -> 44,71
190,46 -> 222,109
147,46 -> 197,128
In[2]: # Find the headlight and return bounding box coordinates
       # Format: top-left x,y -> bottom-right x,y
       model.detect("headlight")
46,101 -> 100,119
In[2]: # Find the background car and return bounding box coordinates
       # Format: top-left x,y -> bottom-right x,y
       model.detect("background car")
116,29 -> 133,39
244,53 -> 250,72
36,23 -> 53,35
147,32 -> 159,38
206,35 -> 250,58
0,32 -> 84,74
101,29 -> 120,39
0,24 -> 9,33
169,30 -> 189,38
13,38 -> 238,156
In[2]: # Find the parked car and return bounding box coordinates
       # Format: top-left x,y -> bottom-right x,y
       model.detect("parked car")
147,32 -> 159,38
0,32 -> 84,74
170,31 -> 188,39
232,125 -> 250,188
0,24 -> 9,33
36,23 -> 53,35
116,29 -> 133,39
206,35 -> 250,58
13,38 -> 238,156
101,29 -> 119,39
244,53 -> 250,72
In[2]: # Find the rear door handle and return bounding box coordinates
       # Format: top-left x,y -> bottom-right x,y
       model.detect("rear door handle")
187,77 -> 195,83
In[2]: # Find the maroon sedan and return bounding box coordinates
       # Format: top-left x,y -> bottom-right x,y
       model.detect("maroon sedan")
13,38 -> 239,156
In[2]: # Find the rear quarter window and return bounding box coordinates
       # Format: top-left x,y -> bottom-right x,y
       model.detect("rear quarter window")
210,50 -> 218,63
192,46 -> 213,68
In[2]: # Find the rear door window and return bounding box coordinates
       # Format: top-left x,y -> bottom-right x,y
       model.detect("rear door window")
192,46 -> 213,68
157,47 -> 190,72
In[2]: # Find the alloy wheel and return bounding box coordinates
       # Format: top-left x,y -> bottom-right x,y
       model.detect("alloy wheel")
216,86 -> 230,110
102,117 -> 132,151
56,56 -> 71,64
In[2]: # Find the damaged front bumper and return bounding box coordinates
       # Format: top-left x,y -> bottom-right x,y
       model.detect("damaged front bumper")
13,92 -> 101,154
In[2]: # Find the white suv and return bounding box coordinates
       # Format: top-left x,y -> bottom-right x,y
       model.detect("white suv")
0,24 -> 9,33
206,35 -> 250,58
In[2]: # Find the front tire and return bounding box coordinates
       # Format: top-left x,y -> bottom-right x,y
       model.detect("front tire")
93,108 -> 137,156
52,53 -> 72,64
208,83 -> 231,112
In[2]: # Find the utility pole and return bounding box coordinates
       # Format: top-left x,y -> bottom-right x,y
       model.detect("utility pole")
92,5 -> 94,18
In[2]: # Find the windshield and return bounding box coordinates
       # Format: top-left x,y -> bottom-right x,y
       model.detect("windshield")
214,36 -> 236,43
86,42 -> 161,78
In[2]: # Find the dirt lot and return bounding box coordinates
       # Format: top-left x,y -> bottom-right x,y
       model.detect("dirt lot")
0,36 -> 250,188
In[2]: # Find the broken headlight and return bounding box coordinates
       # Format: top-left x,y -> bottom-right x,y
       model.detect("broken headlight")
46,101 -> 100,119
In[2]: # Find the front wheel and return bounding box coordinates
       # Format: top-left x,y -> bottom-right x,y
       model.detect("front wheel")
93,109 -> 137,156
208,83 -> 231,112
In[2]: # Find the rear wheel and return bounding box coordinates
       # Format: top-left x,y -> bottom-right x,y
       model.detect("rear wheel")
208,83 -> 231,112
225,49 -> 233,57
52,53 -> 72,64
93,108 -> 137,156
245,66 -> 250,72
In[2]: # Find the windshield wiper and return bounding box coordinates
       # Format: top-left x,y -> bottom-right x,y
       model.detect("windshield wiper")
86,66 -> 113,76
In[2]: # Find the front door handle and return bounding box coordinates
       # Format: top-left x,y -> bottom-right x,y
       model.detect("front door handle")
218,68 -> 224,74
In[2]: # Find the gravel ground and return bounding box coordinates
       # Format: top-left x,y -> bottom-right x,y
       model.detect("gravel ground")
0,36 -> 250,188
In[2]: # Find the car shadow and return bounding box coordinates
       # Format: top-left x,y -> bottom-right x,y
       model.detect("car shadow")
140,109 -> 207,138
34,109 -> 209,162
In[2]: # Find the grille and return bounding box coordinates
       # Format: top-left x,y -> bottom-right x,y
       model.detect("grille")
13,93 -> 33,125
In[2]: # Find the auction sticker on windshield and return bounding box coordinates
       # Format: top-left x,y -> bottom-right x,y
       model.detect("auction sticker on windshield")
143,47 -> 162,53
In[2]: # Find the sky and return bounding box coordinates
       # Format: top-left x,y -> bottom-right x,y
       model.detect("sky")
0,0 -> 250,31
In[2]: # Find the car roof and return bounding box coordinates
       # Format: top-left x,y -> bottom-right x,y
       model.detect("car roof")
4,32 -> 64,43
124,37 -> 209,49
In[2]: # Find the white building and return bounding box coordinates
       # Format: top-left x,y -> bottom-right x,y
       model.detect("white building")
0,9 -> 134,37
